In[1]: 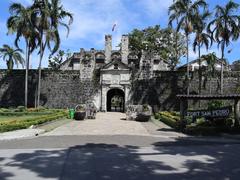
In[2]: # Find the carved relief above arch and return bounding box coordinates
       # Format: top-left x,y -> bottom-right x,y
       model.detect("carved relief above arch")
111,52 -> 121,61
95,52 -> 105,63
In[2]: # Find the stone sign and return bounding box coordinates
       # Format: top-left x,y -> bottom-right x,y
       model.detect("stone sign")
187,106 -> 232,119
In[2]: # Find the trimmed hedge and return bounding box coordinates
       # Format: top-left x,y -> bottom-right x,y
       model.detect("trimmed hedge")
0,108 -> 65,117
0,111 -> 55,117
159,114 -> 178,128
0,111 -> 67,133
159,111 -> 180,121
154,112 -> 180,129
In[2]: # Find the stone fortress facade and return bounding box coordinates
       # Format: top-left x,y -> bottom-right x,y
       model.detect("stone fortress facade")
59,35 -> 170,112
0,35 -> 238,111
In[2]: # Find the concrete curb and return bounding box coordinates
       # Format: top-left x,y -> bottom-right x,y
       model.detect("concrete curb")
0,129 -> 45,141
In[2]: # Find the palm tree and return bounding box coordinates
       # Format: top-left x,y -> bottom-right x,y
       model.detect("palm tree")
0,44 -> 24,70
7,3 -> 38,107
207,1 -> 240,94
33,0 -> 73,107
193,11 -> 212,95
169,0 -> 208,95
201,53 -> 218,94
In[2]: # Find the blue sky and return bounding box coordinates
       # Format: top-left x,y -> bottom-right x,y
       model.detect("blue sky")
0,0 -> 240,69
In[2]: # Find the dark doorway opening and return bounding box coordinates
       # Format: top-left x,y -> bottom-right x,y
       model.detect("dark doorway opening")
107,89 -> 125,112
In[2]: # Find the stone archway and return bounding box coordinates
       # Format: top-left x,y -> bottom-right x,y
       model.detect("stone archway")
107,88 -> 125,112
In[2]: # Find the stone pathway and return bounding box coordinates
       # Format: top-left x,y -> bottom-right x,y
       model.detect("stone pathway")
43,112 -> 150,136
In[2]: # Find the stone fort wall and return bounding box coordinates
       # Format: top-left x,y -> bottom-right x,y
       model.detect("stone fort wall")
131,71 -> 240,111
0,70 -> 99,108
0,70 -> 239,110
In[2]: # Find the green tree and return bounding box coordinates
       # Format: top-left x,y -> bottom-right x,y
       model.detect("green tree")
128,26 -> 155,63
207,1 -> 240,94
193,10 -> 212,95
169,0 -> 208,94
128,25 -> 186,70
48,49 -> 72,70
0,44 -> 24,70
48,50 -> 65,70
162,28 -> 186,70
33,0 -> 73,107
7,3 -> 38,107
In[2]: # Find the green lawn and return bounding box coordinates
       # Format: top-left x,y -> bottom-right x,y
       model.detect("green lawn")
0,108 -> 68,133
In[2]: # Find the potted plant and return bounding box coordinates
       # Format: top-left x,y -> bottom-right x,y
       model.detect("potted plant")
74,104 -> 86,120
136,104 -> 152,122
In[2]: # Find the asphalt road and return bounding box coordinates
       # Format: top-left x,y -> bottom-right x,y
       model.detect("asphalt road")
0,135 -> 240,180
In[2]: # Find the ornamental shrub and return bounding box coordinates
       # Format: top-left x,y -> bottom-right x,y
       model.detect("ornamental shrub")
154,113 -> 160,119
207,100 -> 224,110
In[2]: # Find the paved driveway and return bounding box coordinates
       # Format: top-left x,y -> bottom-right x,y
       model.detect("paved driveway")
1,144 -> 240,180
43,112 -> 150,136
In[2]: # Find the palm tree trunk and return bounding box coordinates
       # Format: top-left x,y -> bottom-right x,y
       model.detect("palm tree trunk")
209,76 -> 212,94
7,56 -> 14,70
174,17 -> 179,70
37,54 -> 43,108
198,44 -> 201,95
37,36 -> 43,108
25,40 -> 30,108
186,33 -> 190,95
79,57 -> 81,78
220,45 -> 225,94
198,44 -> 201,107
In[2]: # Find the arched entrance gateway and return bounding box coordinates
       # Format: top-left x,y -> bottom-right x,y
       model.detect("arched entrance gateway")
107,89 -> 125,112
99,59 -> 131,112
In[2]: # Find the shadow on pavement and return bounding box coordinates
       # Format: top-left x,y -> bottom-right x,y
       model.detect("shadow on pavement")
0,141 -> 240,180
157,128 -> 177,132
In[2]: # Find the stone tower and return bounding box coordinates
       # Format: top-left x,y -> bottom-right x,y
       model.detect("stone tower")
105,35 -> 112,64
121,35 -> 129,65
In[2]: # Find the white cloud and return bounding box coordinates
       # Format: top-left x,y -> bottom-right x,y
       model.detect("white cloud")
59,0 -> 173,50
59,0 -> 141,50
11,0 -> 32,6
137,0 -> 172,18
188,46 -> 221,61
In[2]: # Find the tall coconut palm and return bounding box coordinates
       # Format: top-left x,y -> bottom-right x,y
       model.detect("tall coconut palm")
0,44 -> 24,70
171,0 -> 180,71
169,0 -> 208,95
207,1 -> 240,94
33,0 -> 73,107
7,3 -> 38,107
193,11 -> 212,96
